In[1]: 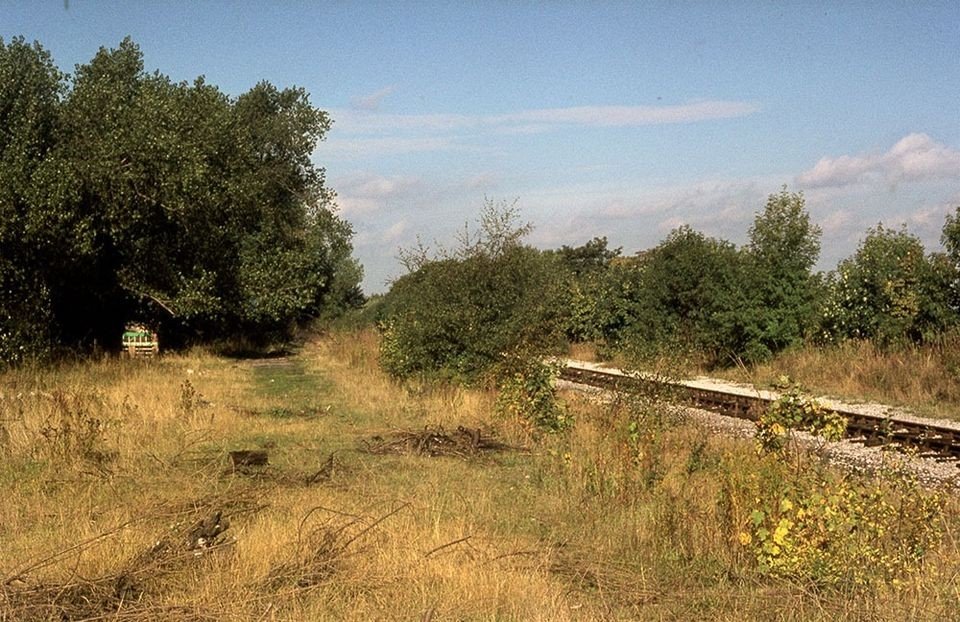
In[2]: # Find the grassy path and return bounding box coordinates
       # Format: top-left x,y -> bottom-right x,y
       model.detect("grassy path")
1,333 -> 959,620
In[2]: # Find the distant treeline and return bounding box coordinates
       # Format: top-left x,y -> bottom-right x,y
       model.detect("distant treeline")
375,194 -> 960,381
0,37 -> 362,365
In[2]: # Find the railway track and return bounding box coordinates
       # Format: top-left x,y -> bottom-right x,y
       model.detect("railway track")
560,362 -> 960,465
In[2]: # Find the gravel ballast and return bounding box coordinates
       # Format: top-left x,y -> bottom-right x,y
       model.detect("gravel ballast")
558,360 -> 960,491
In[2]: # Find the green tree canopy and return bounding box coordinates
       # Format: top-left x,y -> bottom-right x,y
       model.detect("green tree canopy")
819,225 -> 954,345
0,37 -> 64,363
741,187 -> 822,359
0,37 -> 361,365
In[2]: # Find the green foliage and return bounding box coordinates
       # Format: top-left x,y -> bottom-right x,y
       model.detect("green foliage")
0,37 -> 362,364
552,237 -> 623,343
0,37 -> 63,366
943,206 -> 960,265
755,382 -> 846,455
744,470 -> 944,588
566,259 -> 644,349
942,207 -> 960,311
554,236 -> 621,278
746,377 -> 941,589
563,189 -> 826,366
566,190 -> 820,366
819,225 -> 955,345
494,358 -> 571,433
379,200 -> 565,381
624,226 -> 745,363
738,188 -> 822,361
568,188 -> 958,366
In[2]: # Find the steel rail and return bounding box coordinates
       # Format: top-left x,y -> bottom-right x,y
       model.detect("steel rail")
559,364 -> 960,464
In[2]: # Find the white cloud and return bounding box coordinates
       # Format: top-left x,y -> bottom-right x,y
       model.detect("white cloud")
796,133 -> 960,189
330,110 -> 478,134
330,99 -> 760,136
493,100 -> 760,128
318,136 -> 462,159
819,208 -> 853,236
321,99 -> 759,158
332,172 -> 423,215
381,220 -> 407,244
350,86 -> 395,111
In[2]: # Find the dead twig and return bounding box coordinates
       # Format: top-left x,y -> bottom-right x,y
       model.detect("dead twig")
423,535 -> 472,558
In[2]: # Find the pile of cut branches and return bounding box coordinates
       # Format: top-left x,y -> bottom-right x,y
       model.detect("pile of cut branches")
361,426 -> 516,458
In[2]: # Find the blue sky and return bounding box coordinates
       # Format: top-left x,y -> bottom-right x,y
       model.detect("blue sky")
4,2 -> 959,293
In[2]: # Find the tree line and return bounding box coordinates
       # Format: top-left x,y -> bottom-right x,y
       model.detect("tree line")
0,37 -> 362,366
376,193 -> 960,382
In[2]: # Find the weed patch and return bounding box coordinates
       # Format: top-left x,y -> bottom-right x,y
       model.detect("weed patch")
34,390 -> 121,467
743,465 -> 945,589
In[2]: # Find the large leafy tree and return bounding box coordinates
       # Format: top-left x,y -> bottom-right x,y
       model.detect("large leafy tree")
0,37 -> 62,363
741,188 -> 822,360
0,37 -> 361,363
819,225 -> 955,345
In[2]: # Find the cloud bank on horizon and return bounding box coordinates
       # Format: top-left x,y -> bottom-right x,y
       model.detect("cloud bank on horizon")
796,133 -> 960,189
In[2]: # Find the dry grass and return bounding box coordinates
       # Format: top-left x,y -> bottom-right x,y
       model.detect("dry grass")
709,333 -> 960,419
1,329 -> 959,620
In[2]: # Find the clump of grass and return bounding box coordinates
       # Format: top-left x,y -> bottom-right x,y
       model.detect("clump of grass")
265,503 -> 408,592
715,332 -> 960,419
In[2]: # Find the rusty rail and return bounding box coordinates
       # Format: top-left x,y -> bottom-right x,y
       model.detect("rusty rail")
560,364 -> 960,464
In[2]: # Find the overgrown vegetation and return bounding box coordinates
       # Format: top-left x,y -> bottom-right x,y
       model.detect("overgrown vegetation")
754,381 -> 847,455
370,193 -> 957,426
0,36 -> 362,367
378,199 -> 565,383
2,330 -> 958,620
744,466 -> 944,589
819,224 -> 955,345
549,188 -> 828,366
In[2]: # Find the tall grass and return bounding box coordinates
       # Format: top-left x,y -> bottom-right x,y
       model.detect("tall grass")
1,329 -> 958,620
712,332 -> 960,418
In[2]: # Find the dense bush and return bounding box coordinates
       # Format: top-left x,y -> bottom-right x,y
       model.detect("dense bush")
628,225 -> 744,361
551,237 -> 623,344
818,225 -> 956,345
559,190 -> 823,366
379,200 -> 566,382
942,206 -> 960,312
561,190 -> 958,366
